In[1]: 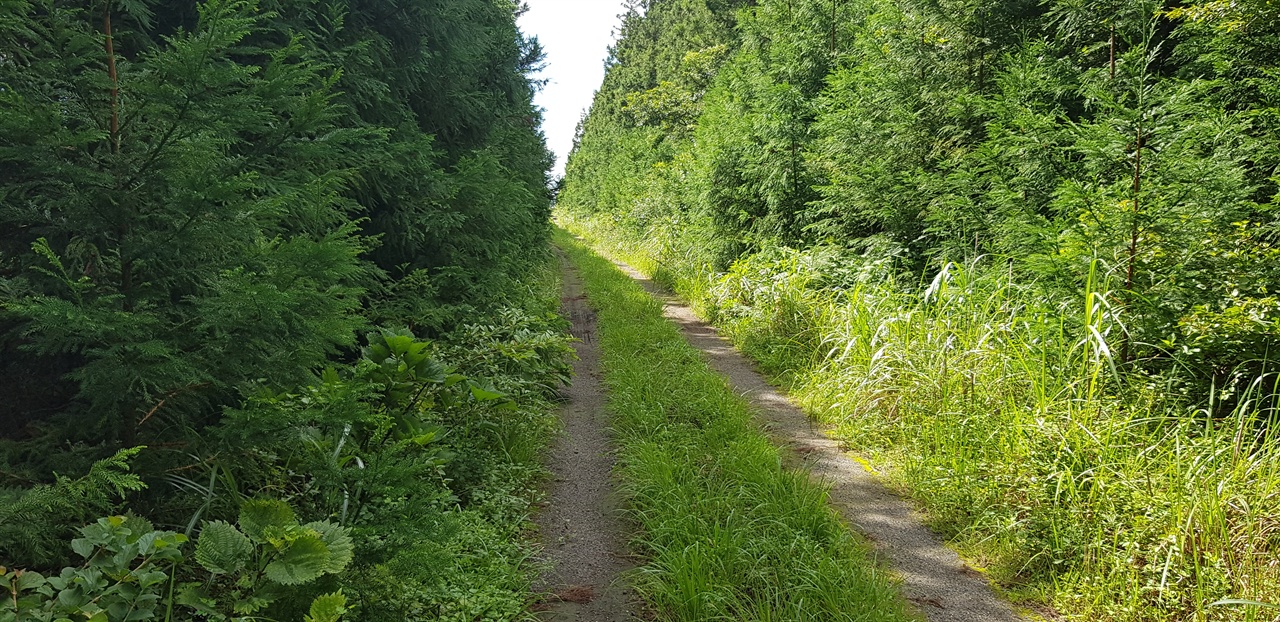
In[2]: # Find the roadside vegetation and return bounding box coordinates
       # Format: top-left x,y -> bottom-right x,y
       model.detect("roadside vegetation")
558,0 -> 1280,619
555,228 -> 913,622
563,214 -> 1280,620
0,1 -> 570,620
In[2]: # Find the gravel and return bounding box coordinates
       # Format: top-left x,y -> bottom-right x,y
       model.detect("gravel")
532,258 -> 639,622
614,259 -> 1030,622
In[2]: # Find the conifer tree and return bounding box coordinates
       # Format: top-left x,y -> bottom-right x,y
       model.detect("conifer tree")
0,0 -> 372,443
561,0 -> 1280,385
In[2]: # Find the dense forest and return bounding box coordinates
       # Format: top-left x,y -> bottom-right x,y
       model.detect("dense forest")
0,0 -> 572,619
8,0 -> 1280,618
559,0 -> 1280,619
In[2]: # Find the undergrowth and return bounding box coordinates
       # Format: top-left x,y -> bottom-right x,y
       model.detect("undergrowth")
559,212 -> 1280,622
554,228 -> 913,622
1,257 -> 571,622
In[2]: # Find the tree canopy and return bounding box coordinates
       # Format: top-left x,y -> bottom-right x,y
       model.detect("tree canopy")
1,0 -> 554,444
562,0 -> 1280,393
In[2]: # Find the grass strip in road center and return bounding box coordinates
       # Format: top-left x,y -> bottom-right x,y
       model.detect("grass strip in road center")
555,229 -> 914,622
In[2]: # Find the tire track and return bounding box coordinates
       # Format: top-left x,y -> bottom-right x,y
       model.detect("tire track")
609,258 -> 1032,622
532,256 -> 637,622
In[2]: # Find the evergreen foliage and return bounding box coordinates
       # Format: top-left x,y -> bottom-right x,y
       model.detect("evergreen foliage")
0,0 -> 553,447
1,0 -> 564,619
562,0 -> 1280,387
0,449 -> 144,568
560,0 -> 1280,617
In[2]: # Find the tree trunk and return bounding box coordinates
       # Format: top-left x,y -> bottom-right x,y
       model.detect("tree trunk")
1123,125 -> 1143,364
1110,25 -> 1116,80
104,3 -> 120,154
830,0 -> 837,53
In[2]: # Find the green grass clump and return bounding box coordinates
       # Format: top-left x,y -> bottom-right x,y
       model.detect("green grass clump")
555,229 -> 912,622
558,213 -> 1280,622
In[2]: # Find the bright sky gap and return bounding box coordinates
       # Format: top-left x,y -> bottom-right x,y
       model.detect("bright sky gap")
519,0 -> 628,179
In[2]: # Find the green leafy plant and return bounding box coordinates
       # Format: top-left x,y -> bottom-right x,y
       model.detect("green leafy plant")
179,499 -> 352,620
1,515 -> 184,622
557,0 -> 1280,616
2,0 -> 559,618
361,327 -> 516,440
441,307 -> 575,396
1,500 -> 350,622
0,449 -> 146,568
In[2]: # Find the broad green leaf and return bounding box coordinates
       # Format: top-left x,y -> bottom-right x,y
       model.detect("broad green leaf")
321,367 -> 341,383
232,594 -> 272,614
14,570 -> 46,591
135,570 -> 168,589
118,515 -> 154,544
238,499 -> 297,543
263,533 -> 328,585
303,521 -> 353,573
304,591 -> 347,622
469,383 -> 506,401
70,538 -> 95,560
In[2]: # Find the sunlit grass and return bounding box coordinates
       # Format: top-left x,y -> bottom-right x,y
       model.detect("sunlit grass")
554,228 -> 914,621
558,211 -> 1280,622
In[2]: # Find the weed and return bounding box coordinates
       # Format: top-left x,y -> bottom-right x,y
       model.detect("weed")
555,228 -> 913,621
560,213 -> 1280,621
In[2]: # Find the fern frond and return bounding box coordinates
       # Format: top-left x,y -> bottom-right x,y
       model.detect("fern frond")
194,521 -> 253,575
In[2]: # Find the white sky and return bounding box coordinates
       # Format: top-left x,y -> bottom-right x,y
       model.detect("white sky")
519,0 -> 628,178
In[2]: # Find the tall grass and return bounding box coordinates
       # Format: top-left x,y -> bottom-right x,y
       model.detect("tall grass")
554,228 -> 914,622
558,211 -> 1280,622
